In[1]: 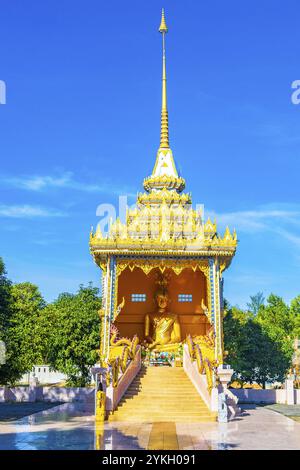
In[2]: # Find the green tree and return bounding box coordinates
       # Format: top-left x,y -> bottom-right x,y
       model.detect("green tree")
257,294 -> 294,359
0,257 -> 12,320
47,284 -> 101,386
0,258 -> 13,383
290,295 -> 300,338
246,291 -> 265,315
1,282 -> 46,385
224,295 -> 294,388
245,319 -> 291,388
0,257 -> 12,332
223,305 -> 256,386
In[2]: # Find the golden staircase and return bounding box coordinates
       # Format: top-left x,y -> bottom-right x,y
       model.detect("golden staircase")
109,366 -> 216,423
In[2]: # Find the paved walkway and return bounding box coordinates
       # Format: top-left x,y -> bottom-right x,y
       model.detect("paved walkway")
1,403 -> 300,450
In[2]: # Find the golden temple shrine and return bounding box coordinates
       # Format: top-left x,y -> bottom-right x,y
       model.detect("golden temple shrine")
90,9 -> 237,398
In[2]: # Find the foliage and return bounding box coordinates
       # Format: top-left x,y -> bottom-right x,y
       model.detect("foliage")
0,258 -> 12,333
0,257 -> 101,387
246,291 -> 265,315
0,258 -> 13,384
0,281 -> 46,385
256,294 -> 294,356
223,306 -> 254,386
290,295 -> 300,338
224,294 -> 295,388
46,284 -> 101,386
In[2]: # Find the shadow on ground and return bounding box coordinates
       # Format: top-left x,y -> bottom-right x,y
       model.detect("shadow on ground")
0,402 -> 64,422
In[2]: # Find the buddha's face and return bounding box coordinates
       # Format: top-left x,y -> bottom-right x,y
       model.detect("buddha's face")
156,293 -> 169,311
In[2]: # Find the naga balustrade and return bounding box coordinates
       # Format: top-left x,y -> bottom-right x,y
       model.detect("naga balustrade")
106,338 -> 141,413
183,337 -> 240,419
183,342 -> 218,412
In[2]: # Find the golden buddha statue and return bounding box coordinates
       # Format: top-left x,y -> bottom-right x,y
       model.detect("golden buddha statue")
144,274 -> 181,352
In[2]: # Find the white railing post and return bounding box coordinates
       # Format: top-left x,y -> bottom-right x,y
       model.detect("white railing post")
285,375 -> 295,405
217,365 -> 234,390
217,365 -> 241,419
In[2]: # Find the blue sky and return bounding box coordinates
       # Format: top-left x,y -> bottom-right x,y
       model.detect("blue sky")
0,0 -> 299,308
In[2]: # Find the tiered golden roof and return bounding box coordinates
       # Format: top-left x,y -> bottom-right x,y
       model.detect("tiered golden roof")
90,205 -> 237,256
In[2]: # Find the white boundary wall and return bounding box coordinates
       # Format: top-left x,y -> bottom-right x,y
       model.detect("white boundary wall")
0,386 -> 95,403
20,366 -> 67,385
231,387 -> 300,405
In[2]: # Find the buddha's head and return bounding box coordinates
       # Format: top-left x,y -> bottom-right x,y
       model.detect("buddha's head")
155,274 -> 170,312
156,292 -> 169,311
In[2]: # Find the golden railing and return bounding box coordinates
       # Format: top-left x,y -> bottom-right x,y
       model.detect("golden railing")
186,334 -> 218,393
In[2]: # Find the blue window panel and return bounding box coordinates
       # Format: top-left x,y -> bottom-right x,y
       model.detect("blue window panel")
178,294 -> 193,302
131,294 -> 146,302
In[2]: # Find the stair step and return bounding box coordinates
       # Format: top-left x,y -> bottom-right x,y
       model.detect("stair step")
129,382 -> 192,385
110,415 -> 216,421
125,388 -> 201,391
120,399 -> 204,403
126,388 -> 203,397
122,398 -> 202,402
128,383 -> 195,386
111,414 -> 214,416
108,366 -> 213,423
118,402 -> 207,411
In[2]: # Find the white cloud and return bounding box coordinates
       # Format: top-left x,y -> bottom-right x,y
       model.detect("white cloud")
0,205 -> 65,218
275,228 -> 300,248
1,172 -> 136,197
5,174 -> 73,191
206,204 -> 300,253
207,206 -> 300,232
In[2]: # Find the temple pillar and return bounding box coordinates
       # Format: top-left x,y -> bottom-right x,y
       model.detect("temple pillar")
208,258 -> 223,363
99,266 -> 107,359
100,256 -> 117,360
219,267 -> 225,363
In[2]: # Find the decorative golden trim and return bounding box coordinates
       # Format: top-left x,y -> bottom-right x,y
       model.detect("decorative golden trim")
137,189 -> 191,206
116,257 -> 208,276
143,174 -> 185,192
219,260 -> 227,275
99,261 -> 107,275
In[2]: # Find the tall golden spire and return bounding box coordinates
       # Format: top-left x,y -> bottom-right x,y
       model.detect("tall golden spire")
159,8 -> 169,149
143,9 -> 185,193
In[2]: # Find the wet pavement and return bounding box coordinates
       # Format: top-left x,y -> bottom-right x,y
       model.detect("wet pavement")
1,403 -> 300,450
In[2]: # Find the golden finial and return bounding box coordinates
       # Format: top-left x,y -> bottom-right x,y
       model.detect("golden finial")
146,9 -> 181,188
159,8 -> 168,33
159,8 -> 169,149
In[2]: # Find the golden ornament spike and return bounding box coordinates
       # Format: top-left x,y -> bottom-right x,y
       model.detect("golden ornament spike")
159,8 -> 168,33
159,9 -> 169,149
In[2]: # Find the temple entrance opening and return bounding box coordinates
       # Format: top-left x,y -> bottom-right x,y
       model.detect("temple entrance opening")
115,267 -> 211,345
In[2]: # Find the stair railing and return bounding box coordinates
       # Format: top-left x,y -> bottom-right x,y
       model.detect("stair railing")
183,342 -> 218,412
183,339 -> 241,419
106,344 -> 141,412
